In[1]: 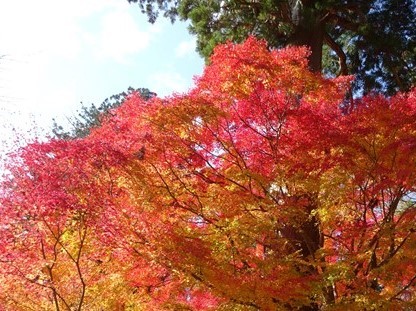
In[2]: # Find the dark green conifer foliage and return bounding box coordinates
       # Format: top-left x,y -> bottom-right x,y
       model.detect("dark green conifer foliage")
128,0 -> 416,94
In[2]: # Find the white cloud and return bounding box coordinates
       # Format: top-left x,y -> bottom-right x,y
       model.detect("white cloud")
0,0 -> 203,152
0,0 -> 89,60
0,0 -> 160,64
0,0 -> 115,138
175,40 -> 196,58
0,0 -> 158,117
89,10 -> 152,64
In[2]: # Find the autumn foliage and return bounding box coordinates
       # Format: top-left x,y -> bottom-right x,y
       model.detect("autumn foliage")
1,37 -> 416,310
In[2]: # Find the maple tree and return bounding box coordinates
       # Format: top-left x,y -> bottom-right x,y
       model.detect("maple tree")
1,37 -> 416,310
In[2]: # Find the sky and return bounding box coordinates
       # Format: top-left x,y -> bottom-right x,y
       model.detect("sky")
0,0 -> 204,156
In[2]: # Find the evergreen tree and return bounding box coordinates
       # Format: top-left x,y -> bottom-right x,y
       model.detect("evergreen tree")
52,87 -> 156,139
128,0 -> 416,94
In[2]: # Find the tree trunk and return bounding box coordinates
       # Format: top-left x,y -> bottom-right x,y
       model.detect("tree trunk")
279,195 -> 332,310
279,5 -> 330,309
286,2 -> 325,72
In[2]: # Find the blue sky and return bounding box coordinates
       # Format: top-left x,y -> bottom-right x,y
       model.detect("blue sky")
0,0 -> 204,154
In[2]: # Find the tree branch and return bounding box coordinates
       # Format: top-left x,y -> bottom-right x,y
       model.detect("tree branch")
323,32 -> 348,76
390,273 -> 416,301
322,13 -> 359,32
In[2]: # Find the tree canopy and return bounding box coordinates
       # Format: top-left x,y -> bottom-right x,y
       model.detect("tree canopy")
1,38 -> 416,310
128,0 -> 416,95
